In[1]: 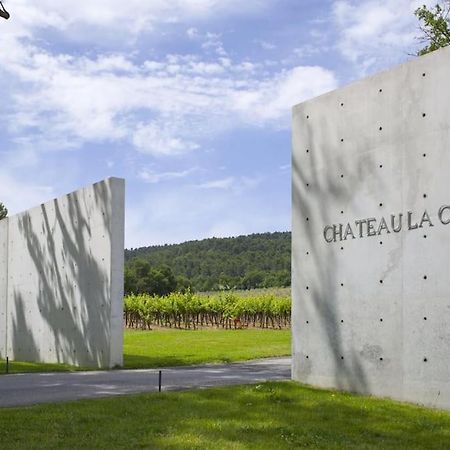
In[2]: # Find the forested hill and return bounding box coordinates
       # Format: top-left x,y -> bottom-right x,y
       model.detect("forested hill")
125,231 -> 291,292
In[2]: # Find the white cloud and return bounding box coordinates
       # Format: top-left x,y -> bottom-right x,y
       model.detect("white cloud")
133,123 -> 200,156
332,0 -> 436,74
1,38 -> 337,156
0,170 -> 54,215
196,175 -> 262,192
138,167 -> 197,183
201,32 -> 227,56
197,177 -> 235,189
255,39 -> 276,50
228,65 -> 337,124
186,27 -> 199,39
7,0 -> 274,38
0,0 -> 338,159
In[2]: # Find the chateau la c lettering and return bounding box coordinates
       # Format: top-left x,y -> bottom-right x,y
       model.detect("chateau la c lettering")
323,206 -> 450,243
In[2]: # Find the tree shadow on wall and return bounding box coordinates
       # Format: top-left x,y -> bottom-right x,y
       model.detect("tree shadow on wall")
292,111 -> 389,394
10,181 -> 115,368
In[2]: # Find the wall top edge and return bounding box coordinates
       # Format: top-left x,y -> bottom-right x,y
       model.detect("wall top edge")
7,177 -> 125,220
291,45 -> 450,112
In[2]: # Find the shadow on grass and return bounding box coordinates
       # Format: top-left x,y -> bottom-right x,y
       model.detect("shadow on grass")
0,358 -> 83,375
133,382 -> 450,449
1,382 -> 449,449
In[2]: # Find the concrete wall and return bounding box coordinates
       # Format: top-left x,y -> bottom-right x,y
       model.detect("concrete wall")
292,46 -> 450,410
0,177 -> 125,369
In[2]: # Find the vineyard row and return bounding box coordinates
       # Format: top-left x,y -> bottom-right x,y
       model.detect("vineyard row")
124,292 -> 291,330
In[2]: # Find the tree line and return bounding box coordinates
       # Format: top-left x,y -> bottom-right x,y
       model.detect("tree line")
125,231 -> 291,294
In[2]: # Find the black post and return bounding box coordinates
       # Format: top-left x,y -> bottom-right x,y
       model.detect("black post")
158,370 -> 162,392
6,356 -> 9,374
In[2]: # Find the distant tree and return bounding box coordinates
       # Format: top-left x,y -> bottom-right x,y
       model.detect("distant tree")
124,259 -> 177,296
124,266 -> 138,295
148,265 -> 177,296
176,275 -> 193,293
415,2 -> 450,55
241,270 -> 265,289
0,203 -> 7,220
262,270 -> 291,289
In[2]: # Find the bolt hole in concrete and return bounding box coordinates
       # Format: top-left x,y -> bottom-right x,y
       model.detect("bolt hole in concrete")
341,210 -> 344,214
424,317 -> 427,320
340,246 -> 344,250
379,126 -> 383,131
379,164 -> 383,168
380,280 -> 383,284
306,115 -> 309,119
424,358 -> 428,362
379,88 -> 383,92
423,193 -> 427,198
340,283 -> 344,287
340,320 -> 344,323
341,138 -> 344,142
306,286 -> 309,290
423,72 -> 426,77
341,356 -> 344,360
340,102 -> 344,106
340,174 -> 344,178
380,358 -> 384,361
306,251 -> 309,255
423,153 -> 427,157
306,149 -> 310,153
306,355 -> 309,359
380,318 -> 383,322
380,241 -> 383,245
423,113 -> 426,117
306,320 -> 309,324
379,203 -> 383,207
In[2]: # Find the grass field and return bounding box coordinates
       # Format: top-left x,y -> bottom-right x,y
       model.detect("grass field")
123,328 -> 291,368
1,381 -> 450,449
0,328 -> 291,374
0,359 -> 82,374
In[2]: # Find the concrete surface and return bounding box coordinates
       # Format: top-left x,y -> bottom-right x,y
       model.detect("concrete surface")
0,178 -> 125,369
292,46 -> 450,410
0,357 -> 291,407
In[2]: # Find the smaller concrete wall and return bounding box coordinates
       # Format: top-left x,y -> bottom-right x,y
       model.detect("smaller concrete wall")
0,177 -> 125,369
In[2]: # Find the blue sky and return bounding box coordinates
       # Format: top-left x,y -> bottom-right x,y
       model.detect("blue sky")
0,0 -> 432,247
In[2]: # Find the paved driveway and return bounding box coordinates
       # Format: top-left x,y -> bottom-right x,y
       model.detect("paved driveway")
0,357 -> 291,407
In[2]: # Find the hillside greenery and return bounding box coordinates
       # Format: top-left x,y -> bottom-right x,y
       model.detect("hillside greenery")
125,231 -> 291,293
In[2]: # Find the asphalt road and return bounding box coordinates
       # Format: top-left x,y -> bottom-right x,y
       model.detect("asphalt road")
0,357 -> 291,407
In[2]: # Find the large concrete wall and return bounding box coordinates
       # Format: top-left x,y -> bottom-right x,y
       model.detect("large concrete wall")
0,177 -> 125,369
292,46 -> 450,409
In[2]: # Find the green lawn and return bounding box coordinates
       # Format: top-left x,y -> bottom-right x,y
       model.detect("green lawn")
0,359 -> 83,374
123,328 -> 291,369
0,328 -> 291,374
1,382 -> 450,449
